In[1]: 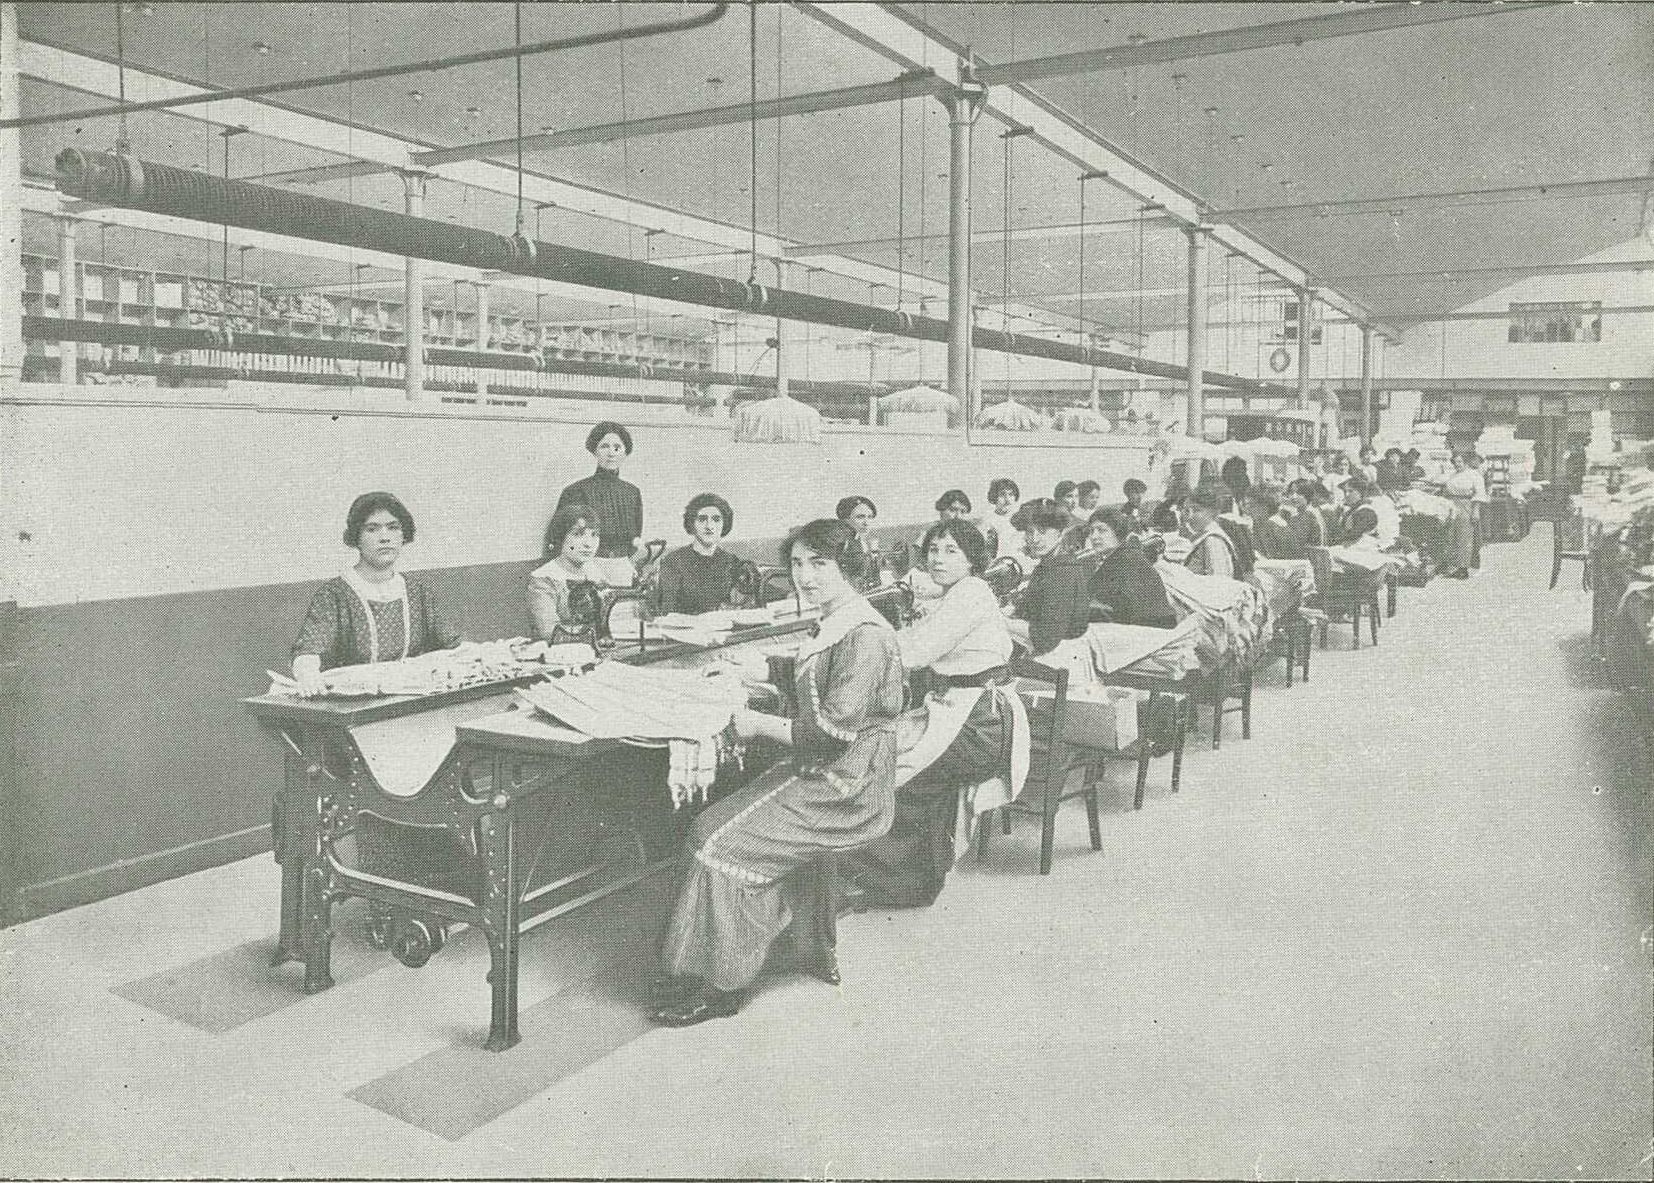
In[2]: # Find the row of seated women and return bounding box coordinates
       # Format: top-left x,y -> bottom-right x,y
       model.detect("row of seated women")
287,474 -> 1195,1029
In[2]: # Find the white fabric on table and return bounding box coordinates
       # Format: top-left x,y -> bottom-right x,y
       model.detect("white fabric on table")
347,694 -> 514,798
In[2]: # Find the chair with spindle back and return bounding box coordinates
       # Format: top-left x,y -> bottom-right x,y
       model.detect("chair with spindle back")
975,654 -> 1100,875
1306,546 -> 1381,649
1550,506 -> 1590,590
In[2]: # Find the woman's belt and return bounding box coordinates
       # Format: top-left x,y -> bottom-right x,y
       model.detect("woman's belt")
935,665 -> 1011,689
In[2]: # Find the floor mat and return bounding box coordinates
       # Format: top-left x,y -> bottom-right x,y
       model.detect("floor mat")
110,899 -> 385,1034
347,872 -> 675,1141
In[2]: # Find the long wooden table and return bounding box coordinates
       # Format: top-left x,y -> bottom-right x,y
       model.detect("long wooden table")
244,613 -> 817,1051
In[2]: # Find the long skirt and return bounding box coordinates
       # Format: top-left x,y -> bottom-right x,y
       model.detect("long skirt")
660,728 -> 896,991
1443,502 -> 1476,573
842,692 -> 1010,909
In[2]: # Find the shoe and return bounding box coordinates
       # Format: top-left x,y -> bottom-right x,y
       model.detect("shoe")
797,945 -> 841,986
649,974 -> 700,1007
650,986 -> 745,1027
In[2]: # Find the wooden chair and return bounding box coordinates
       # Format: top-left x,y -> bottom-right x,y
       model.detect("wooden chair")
1306,546 -> 1380,649
1550,514 -> 1590,591
976,655 -> 1100,875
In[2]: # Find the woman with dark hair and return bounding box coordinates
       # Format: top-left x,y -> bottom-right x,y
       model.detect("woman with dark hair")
934,489 -> 973,522
528,503 -> 636,639
1220,456 -> 1251,510
653,519 -> 904,1027
652,493 -> 742,615
1008,500 -> 1094,655
1183,486 -> 1241,580
982,478 -> 1021,558
290,493 -> 465,914
1149,500 -> 1191,564
553,421 -> 644,561
1053,480 -> 1082,523
1248,486 -> 1304,560
844,517 -> 1020,908
1076,480 -> 1102,514
835,494 -> 883,590
1438,451 -> 1486,578
1285,478 -> 1329,549
1086,507 -> 1175,628
291,492 -> 461,695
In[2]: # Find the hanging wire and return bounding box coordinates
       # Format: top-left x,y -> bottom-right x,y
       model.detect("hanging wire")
1001,129 -> 1013,392
747,0 -> 758,285
513,1 -> 525,237
113,2 -> 130,154
774,5 -> 782,243
1133,206 -> 1145,353
615,5 -> 641,338
894,80 -> 906,311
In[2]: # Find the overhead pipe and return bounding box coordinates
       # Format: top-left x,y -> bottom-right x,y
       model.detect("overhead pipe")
1,4 -> 729,131
55,150 -> 1294,395
21,315 -> 888,398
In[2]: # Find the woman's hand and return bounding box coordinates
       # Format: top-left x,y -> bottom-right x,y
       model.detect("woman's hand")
291,655 -> 328,698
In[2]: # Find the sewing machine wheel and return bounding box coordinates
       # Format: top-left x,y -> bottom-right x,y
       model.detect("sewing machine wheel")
389,915 -> 446,969
364,902 -> 394,950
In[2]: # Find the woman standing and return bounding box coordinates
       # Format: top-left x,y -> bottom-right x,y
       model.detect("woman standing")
291,492 -> 461,694
653,493 -> 742,616
653,519 -> 904,1026
1439,451 -> 1486,578
528,504 -> 637,639
553,422 -> 644,561
843,519 -> 1016,908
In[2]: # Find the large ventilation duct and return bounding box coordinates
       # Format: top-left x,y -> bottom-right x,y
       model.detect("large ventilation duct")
56,150 -> 1290,394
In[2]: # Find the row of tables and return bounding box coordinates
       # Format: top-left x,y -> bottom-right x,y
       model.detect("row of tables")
245,598 -> 1210,1051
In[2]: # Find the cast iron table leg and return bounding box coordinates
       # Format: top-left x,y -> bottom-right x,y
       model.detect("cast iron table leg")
272,745 -> 308,967
481,794 -> 521,1052
298,737 -> 335,994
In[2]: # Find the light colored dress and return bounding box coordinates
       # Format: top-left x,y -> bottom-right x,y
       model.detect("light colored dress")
527,556 -> 636,638
659,596 -> 904,991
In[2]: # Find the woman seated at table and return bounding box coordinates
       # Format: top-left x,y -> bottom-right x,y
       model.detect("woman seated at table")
292,492 -> 461,693
1285,479 -> 1330,550
652,519 -> 904,1027
844,518 -> 1016,908
653,493 -> 742,616
528,504 -> 636,639
1248,486 -> 1305,560
1183,486 -> 1241,580
835,494 -> 884,590
981,477 -> 1021,559
1337,475 -> 1383,546
290,492 -> 464,895
1147,500 -> 1191,564
1086,507 -> 1175,628
1007,499 -> 1094,656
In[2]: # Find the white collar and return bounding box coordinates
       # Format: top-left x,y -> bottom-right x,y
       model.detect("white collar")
792,594 -> 890,666
343,563 -> 406,603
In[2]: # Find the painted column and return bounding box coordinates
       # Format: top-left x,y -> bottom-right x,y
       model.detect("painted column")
473,281 -> 489,398
943,84 -> 985,422
1297,286 -> 1312,407
1185,225 -> 1209,438
57,216 -> 77,386
0,2 -> 23,387
1360,324 -> 1375,447
400,170 -> 427,402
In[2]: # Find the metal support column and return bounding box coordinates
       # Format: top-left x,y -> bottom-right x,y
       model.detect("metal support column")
56,215 -> 77,386
1359,324 -> 1375,447
1296,286 -> 1312,407
943,80 -> 986,422
0,3 -> 20,386
1184,225 -> 1208,438
473,281 -> 489,398
400,170 -> 428,402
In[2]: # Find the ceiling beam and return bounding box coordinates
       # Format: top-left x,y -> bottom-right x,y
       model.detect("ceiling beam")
796,3 -> 1402,342
1212,175 -> 1654,223
416,69 -> 948,167
973,3 -> 1555,87
1318,259 -> 1653,282
20,41 -> 1095,344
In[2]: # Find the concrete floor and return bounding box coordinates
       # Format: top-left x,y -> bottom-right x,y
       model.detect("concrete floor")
2,528 -> 1650,1179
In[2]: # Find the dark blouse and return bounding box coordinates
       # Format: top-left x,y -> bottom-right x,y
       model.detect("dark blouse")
1088,539 -> 1176,629
1289,506 -> 1328,550
1015,552 -> 1095,656
291,576 -> 460,669
1217,517 -> 1258,578
553,468 -> 643,558
1254,516 -> 1306,561
652,545 -> 741,615
1341,505 -> 1381,545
